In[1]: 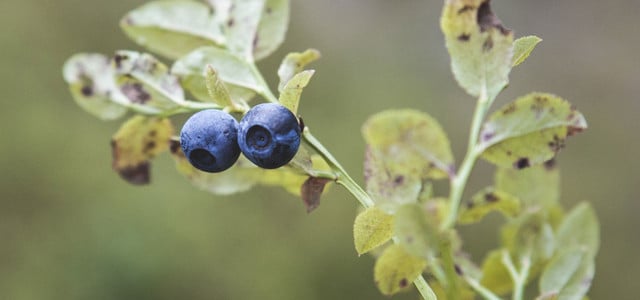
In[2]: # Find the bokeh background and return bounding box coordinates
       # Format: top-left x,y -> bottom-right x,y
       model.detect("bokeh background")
1,0 -> 638,299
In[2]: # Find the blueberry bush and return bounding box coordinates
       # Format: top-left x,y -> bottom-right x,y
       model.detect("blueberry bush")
63,0 -> 599,299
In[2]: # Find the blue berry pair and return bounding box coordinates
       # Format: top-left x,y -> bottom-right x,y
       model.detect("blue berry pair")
180,103 -> 301,172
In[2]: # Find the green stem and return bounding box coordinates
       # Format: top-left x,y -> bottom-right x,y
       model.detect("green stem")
501,250 -> 530,300
463,276 -> 502,300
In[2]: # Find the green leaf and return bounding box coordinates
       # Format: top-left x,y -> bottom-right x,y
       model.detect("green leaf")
480,249 -> 513,295
120,0 -> 225,60
204,65 -> 233,107
441,0 -> 514,101
394,203 -> 439,259
539,248 -> 594,300
555,203 -> 600,258
458,187 -> 521,224
495,163 -> 560,210
62,53 -> 128,120
111,116 -> 173,185
479,93 -> 587,168
253,0 -> 290,61
512,35 -> 542,67
113,51 -> 186,113
501,212 -> 556,264
353,207 -> 394,255
278,70 -> 314,115
172,47 -> 262,102
374,244 -> 427,296
277,49 -> 321,92
363,109 -> 454,179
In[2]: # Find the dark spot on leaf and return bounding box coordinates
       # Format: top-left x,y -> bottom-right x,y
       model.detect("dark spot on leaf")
121,82 -> 151,104
144,141 -> 156,153
393,175 -> 404,185
399,278 -> 409,288
514,157 -> 530,169
298,116 -> 305,131
266,7 -> 272,14
543,159 -> 557,170
454,264 -> 463,276
568,126 -> 584,136
301,177 -> 332,213
484,192 -> 499,203
548,134 -> 565,152
227,18 -> 234,27
466,201 -> 475,209
123,16 -> 134,26
118,162 -> 150,185
149,130 -> 157,137
482,36 -> 494,52
506,150 -> 512,156
169,139 -> 181,154
253,35 -> 259,50
81,85 -> 93,97
113,54 -> 127,69
481,131 -> 495,142
477,0 -> 511,35
458,5 -> 475,14
502,103 -> 516,115
406,236 -> 414,244
458,33 -> 471,41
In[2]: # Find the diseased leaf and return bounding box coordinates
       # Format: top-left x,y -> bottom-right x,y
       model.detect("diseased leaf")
441,0 -> 514,101
172,47 -> 261,102
555,203 -> 600,258
301,177 -> 331,213
120,0 -> 225,60
259,154 -> 331,195
111,116 -> 173,185
458,187 -> 521,224
479,93 -> 587,168
394,203 -> 439,259
353,207 -> 394,255
512,35 -> 542,67
480,249 -> 513,295
495,162 -> 560,211
113,51 -> 186,113
374,244 -> 427,296
277,49 -> 321,91
279,70 -> 314,115
62,53 -> 128,120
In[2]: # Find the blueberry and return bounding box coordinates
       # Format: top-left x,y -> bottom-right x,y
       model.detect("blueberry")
238,103 -> 301,169
180,109 -> 240,172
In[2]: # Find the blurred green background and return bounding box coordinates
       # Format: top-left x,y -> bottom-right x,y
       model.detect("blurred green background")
1,0 -> 638,299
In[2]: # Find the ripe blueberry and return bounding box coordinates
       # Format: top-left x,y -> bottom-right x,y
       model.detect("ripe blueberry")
238,103 -> 301,169
180,109 -> 240,172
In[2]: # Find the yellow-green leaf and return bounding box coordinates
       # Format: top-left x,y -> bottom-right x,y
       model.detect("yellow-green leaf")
512,35 -> 542,67
539,248 -> 593,300
458,187 -> 521,224
374,244 -> 427,296
279,70 -> 314,115
394,204 -> 439,258
496,163 -> 560,211
120,0 -> 225,60
441,0 -> 514,101
204,65 -> 247,111
62,53 -> 128,120
353,207 -> 394,255
555,203 -> 600,258
479,93 -> 587,168
479,249 -> 513,295
277,49 -> 321,92
111,116 -> 173,185
501,212 -> 555,264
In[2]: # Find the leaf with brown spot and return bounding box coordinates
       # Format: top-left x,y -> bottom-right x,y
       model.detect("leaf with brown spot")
458,187 -> 521,224
114,51 -> 187,112
111,116 -> 173,185
479,93 -> 587,168
374,244 -> 427,296
362,109 -> 454,212
62,53 -> 128,120
279,70 -> 314,115
441,0 -> 514,101
301,177 -> 331,213
496,164 -> 560,211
